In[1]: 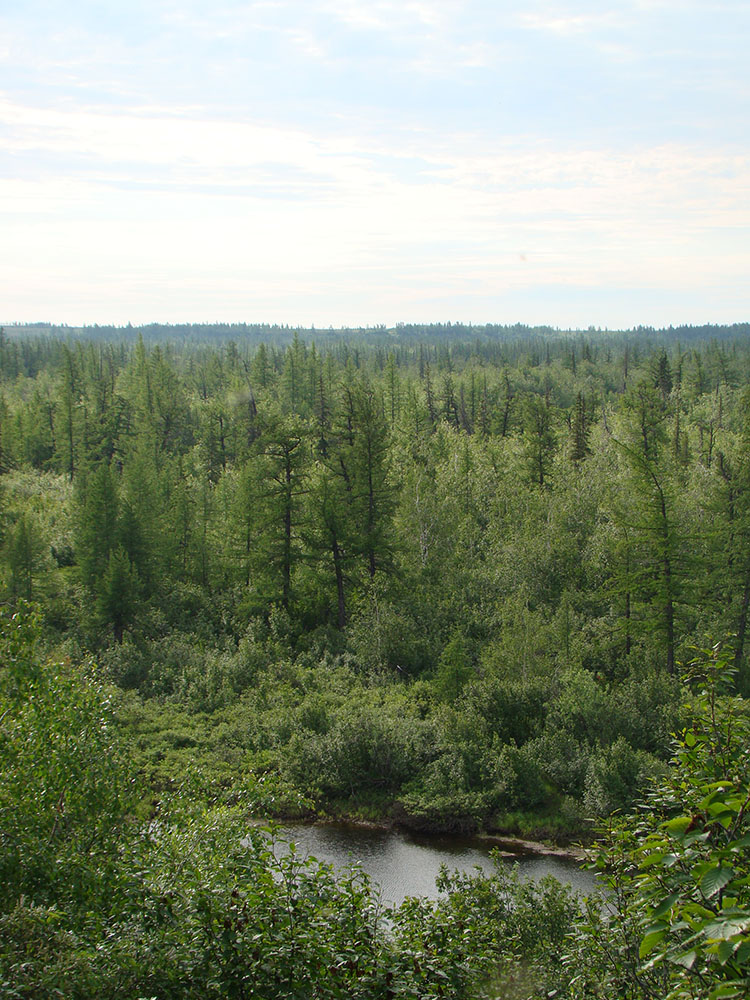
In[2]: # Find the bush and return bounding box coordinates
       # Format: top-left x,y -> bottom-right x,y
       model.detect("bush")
582,738 -> 662,816
283,699 -> 435,801
0,604 -> 132,913
568,645 -> 750,999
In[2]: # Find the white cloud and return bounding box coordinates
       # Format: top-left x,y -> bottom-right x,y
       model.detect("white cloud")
1,0 -> 748,327
321,0 -> 452,33
2,91 -> 749,326
517,11 -> 618,35
4,95 -> 747,217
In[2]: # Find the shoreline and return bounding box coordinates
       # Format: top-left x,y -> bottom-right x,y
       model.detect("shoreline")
258,812 -> 590,863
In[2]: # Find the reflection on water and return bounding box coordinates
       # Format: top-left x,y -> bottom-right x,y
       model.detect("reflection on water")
276,822 -> 595,908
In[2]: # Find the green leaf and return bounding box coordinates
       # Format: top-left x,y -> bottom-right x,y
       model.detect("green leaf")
640,852 -> 666,868
710,810 -> 738,829
703,916 -> 750,940
684,831 -> 710,847
716,938 -> 740,963
639,926 -> 667,958
701,867 -> 734,899
708,984 -> 744,1000
663,815 -> 693,835
707,800 -> 738,817
651,892 -> 681,919
683,902 -> 716,920
700,789 -> 724,810
671,949 -> 697,969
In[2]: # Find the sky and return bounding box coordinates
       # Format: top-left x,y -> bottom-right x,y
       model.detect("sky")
1,0 -> 749,330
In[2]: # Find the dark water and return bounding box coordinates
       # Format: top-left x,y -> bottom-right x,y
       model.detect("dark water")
277,822 -> 596,908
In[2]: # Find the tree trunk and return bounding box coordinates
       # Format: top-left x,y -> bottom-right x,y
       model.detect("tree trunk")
734,563 -> 750,679
332,534 -> 346,628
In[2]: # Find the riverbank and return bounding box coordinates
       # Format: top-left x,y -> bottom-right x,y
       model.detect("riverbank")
264,786 -> 596,848
473,832 -> 588,862
261,803 -> 592,862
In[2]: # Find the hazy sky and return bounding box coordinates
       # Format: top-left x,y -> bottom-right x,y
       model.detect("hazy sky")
2,0 -> 749,329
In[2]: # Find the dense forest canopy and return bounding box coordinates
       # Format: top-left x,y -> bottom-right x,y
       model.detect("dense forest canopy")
1,324 -> 750,819
2,322 -> 750,997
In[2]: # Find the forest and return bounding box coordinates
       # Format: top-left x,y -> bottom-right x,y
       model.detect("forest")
1,323 -> 749,998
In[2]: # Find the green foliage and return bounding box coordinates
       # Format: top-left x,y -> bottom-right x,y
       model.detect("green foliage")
283,695 -> 436,804
4,515 -> 35,599
96,544 -> 141,641
2,333 -> 749,893
0,604 -> 132,912
572,644 -> 750,999
0,602 -> 585,1000
6,329 -> 750,996
434,632 -> 474,701
390,861 -> 580,999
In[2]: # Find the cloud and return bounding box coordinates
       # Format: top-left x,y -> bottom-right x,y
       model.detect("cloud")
1,1 -> 748,326
517,10 -> 622,36
321,0 -> 451,33
2,93 -> 749,325
4,93 -> 747,210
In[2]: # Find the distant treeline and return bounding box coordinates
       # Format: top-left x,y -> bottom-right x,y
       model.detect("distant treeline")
2,321 -> 749,382
4,319 -> 750,351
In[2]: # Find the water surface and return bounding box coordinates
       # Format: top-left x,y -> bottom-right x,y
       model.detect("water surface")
277,822 -> 595,908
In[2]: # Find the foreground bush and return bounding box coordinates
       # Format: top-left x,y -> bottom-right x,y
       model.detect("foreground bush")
564,645 -> 750,1000
0,604 -> 579,998
4,603 -> 747,999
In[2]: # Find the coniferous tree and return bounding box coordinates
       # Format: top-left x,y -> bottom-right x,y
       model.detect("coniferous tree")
57,345 -> 78,480
612,408 -> 682,674
306,460 -> 354,627
97,544 -> 140,643
75,461 -> 119,593
245,412 -> 308,612
569,391 -> 591,464
5,515 -> 35,600
338,380 -> 396,580
712,390 -> 750,689
521,394 -> 556,488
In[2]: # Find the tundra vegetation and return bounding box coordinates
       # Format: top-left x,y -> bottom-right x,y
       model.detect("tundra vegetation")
1,322 -> 749,996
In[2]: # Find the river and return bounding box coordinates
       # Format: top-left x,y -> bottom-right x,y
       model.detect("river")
276,822 -> 596,908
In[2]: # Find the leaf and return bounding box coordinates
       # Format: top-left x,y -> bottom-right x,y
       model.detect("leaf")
640,852 -> 666,868
716,938 -> 740,963
701,867 -> 734,899
715,811 -> 736,829
707,800 -> 738,818
684,831 -> 710,847
639,926 -> 667,958
700,788 -> 725,810
708,984 -> 744,1000
671,949 -> 697,969
651,892 -> 681,919
683,902 -> 716,920
663,815 -> 692,835
703,916 -> 750,940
